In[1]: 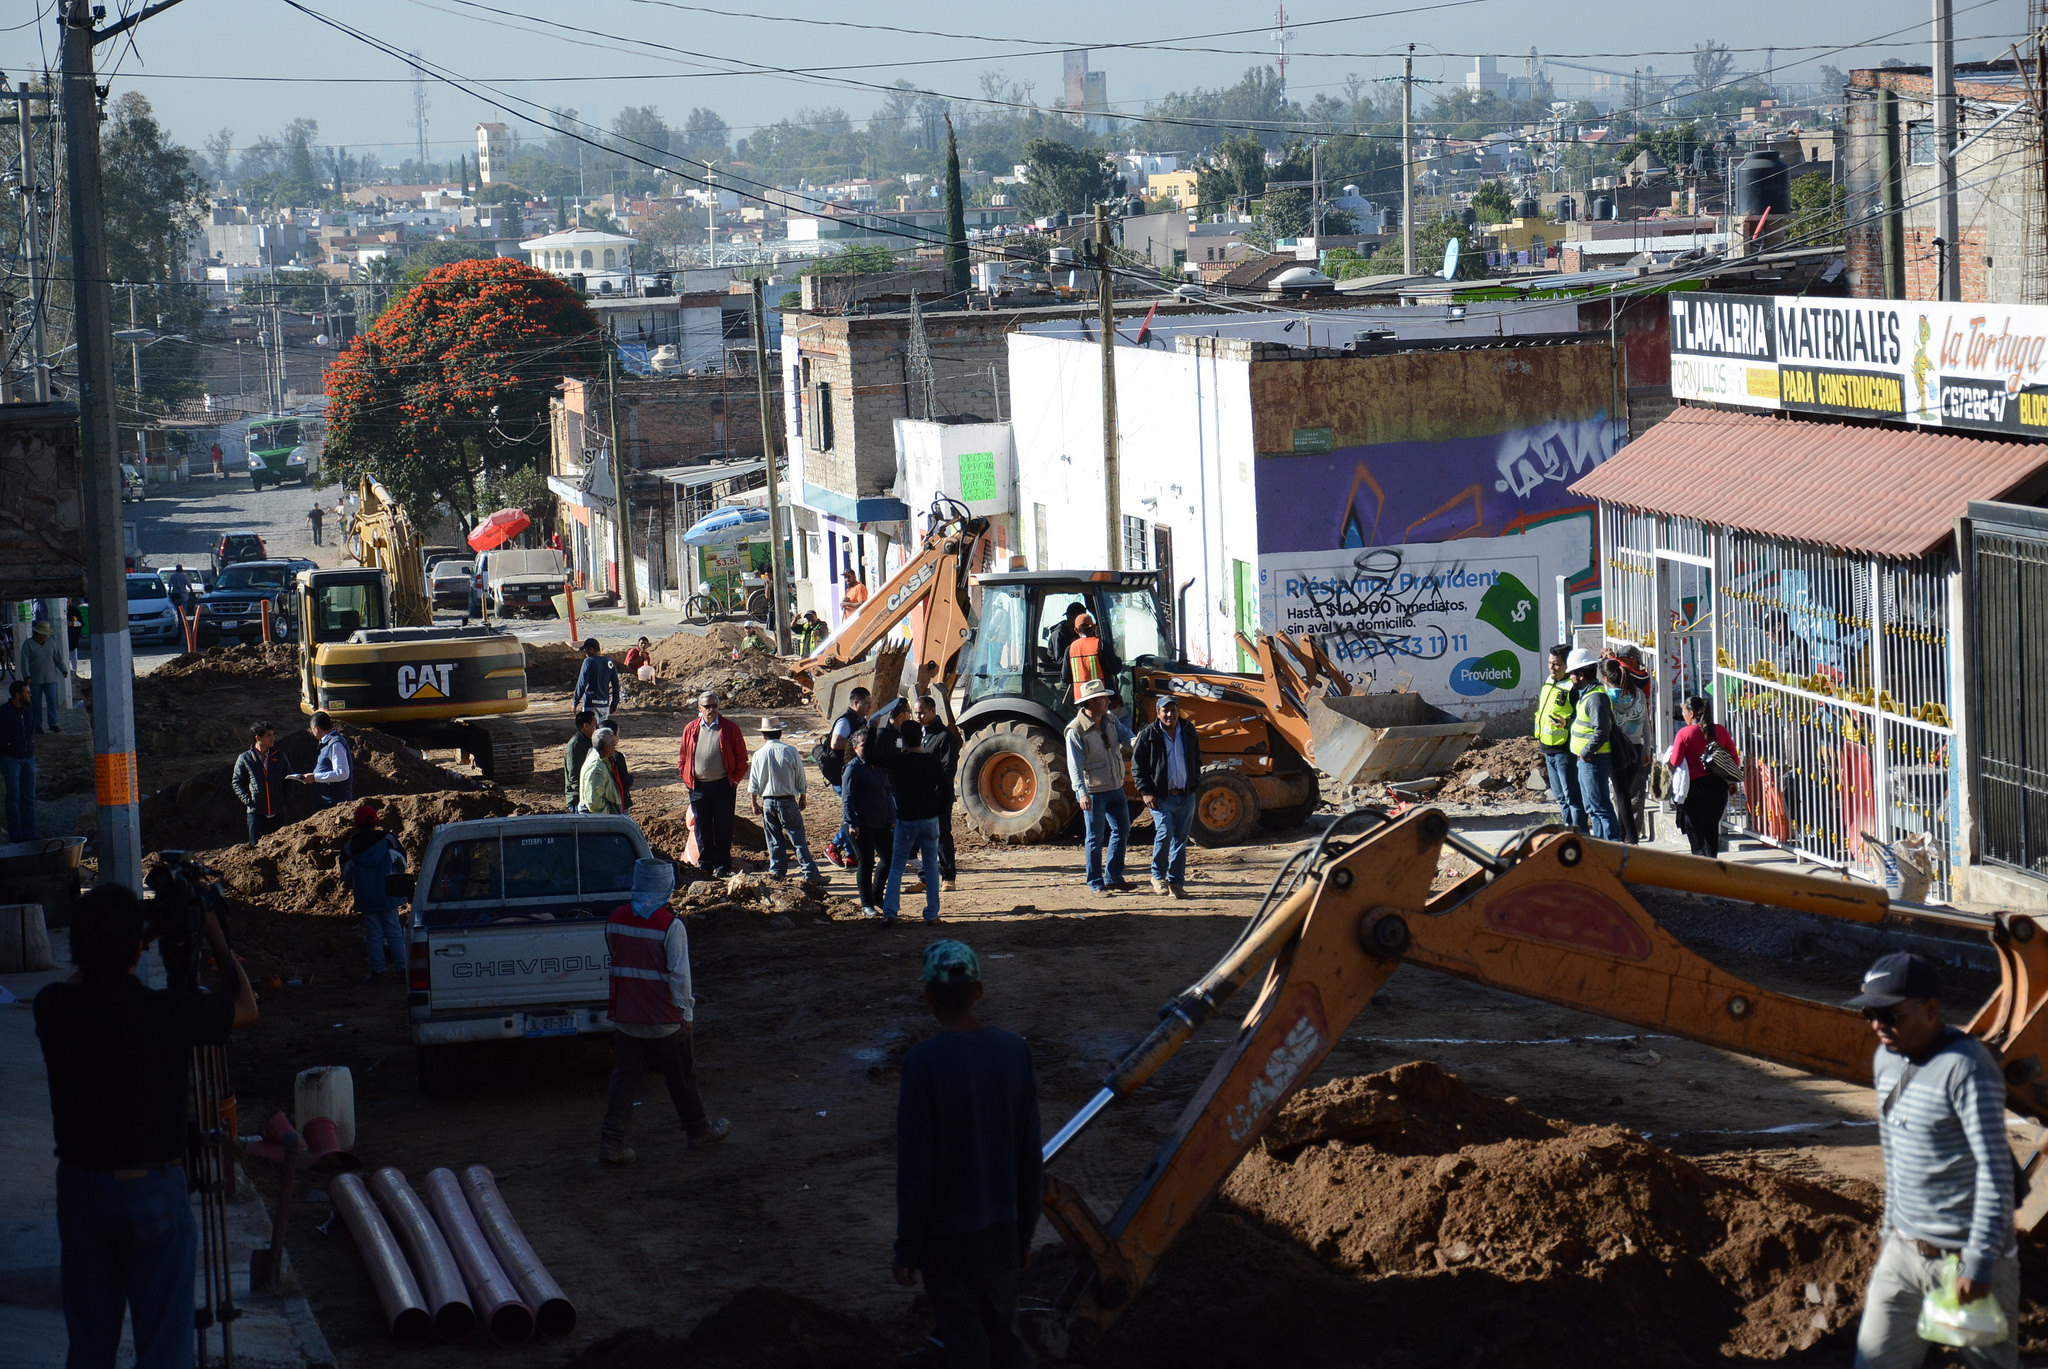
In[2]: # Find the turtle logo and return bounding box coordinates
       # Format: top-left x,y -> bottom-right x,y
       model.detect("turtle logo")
397,663 -> 457,700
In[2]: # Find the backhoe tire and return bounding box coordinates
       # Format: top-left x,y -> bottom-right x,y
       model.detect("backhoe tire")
1192,769 -> 1260,847
1257,777 -> 1322,831
466,717 -> 536,783
959,722 -> 1077,845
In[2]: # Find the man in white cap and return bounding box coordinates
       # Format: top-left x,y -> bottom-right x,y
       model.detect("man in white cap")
599,857 -> 730,1164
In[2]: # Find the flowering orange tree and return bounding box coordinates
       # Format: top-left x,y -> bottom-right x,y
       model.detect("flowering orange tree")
323,258 -> 603,527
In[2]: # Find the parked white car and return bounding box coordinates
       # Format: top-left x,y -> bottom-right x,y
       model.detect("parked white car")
125,573 -> 179,644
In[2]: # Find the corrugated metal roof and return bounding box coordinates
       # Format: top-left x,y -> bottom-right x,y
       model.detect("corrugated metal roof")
1569,406 -> 2048,559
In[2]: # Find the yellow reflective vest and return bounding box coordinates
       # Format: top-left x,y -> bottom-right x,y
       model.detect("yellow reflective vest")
1533,677 -> 1574,749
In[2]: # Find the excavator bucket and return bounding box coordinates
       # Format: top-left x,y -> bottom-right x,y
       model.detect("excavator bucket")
811,643 -> 909,720
1305,691 -> 1483,786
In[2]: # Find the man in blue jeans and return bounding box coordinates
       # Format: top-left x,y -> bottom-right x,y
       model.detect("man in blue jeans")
1064,679 -> 1134,898
1534,644 -> 1584,831
0,678 -> 37,841
884,724 -> 948,922
1565,647 -> 1623,841
1133,694 -> 1201,899
35,883 -> 258,1369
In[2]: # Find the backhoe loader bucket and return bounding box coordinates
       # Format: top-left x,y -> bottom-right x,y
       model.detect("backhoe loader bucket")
811,643 -> 909,719
1305,691 -> 1483,786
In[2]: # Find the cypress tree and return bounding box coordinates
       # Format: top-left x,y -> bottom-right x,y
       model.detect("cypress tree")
944,115 -> 969,297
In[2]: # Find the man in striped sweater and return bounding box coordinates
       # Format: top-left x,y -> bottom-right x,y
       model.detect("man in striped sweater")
1851,952 -> 2019,1368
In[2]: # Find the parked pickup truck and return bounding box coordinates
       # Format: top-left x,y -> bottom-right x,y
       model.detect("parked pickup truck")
406,812 -> 653,1093
480,548 -> 569,618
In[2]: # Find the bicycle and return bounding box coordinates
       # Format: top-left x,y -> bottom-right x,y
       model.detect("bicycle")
685,579 -> 770,625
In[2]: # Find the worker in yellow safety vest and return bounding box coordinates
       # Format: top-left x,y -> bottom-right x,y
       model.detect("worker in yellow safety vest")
1533,644 -> 1583,831
1565,648 -> 1622,841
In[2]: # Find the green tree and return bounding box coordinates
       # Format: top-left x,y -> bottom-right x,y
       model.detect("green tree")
1251,188 -> 1311,245
265,269 -> 333,310
1365,214 -> 1485,279
1787,171 -> 1846,246
797,242 -> 899,276
1638,122 -> 1705,173
1469,181 -> 1514,223
323,259 -> 604,528
1197,133 -> 1270,213
99,93 -> 210,421
677,107 -> 729,161
1018,138 -> 1120,216
944,116 -> 969,296
611,105 -> 672,162
403,240 -> 490,284
1690,41 -> 1736,98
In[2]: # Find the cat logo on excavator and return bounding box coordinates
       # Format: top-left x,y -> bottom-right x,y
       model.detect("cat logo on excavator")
396,662 -> 457,700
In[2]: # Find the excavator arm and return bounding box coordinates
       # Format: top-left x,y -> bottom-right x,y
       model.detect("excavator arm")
342,477 -> 432,627
1040,808 -> 2048,1334
793,498 -> 990,712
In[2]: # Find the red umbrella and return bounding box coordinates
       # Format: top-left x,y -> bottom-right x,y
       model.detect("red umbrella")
468,508 -> 532,552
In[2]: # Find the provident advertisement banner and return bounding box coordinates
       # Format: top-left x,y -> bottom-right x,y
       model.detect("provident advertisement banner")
1669,293 -> 2048,438
1260,522 -> 1584,716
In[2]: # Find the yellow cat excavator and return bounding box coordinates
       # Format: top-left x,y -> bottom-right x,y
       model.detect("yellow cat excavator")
794,499 -> 1478,846
1027,810 -> 2048,1355
288,478 -> 536,780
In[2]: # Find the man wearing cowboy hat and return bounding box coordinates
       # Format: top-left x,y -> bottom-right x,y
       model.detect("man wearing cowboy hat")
18,617 -> 69,733
1064,679 -> 1135,897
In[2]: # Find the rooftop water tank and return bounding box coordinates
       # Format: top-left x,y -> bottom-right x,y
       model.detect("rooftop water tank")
1734,148 -> 1792,218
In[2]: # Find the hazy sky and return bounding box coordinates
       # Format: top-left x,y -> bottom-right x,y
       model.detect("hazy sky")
0,0 -> 2030,167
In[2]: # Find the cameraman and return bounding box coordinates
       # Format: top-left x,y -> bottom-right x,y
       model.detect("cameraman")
33,883 -> 257,1369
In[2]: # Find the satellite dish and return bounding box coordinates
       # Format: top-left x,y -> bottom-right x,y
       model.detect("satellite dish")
1440,237 -> 1462,281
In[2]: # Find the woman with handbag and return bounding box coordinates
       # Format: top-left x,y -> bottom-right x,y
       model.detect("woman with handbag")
1667,695 -> 1741,858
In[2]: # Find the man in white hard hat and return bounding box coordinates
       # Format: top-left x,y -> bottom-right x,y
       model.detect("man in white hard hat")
1564,646 -> 1623,841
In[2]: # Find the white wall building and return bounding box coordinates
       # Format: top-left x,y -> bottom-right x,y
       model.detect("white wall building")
517,227 -> 638,293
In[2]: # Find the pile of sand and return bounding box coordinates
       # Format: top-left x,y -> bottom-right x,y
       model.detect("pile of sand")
522,641 -> 588,691
634,804 -> 768,869
153,642 -> 298,681
139,725 -> 479,854
1086,1062 -> 1880,1366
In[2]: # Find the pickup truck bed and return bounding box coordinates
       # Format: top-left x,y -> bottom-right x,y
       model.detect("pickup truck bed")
407,813 -> 655,1093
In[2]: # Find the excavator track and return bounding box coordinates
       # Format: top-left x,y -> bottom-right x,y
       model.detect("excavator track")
464,716 -> 535,783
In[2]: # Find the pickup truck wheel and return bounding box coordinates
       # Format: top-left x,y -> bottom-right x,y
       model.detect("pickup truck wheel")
416,1044 -> 462,1096
958,722 -> 1076,845
1192,769 -> 1260,847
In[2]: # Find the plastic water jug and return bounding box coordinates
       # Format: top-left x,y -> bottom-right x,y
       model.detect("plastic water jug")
294,1065 -> 356,1152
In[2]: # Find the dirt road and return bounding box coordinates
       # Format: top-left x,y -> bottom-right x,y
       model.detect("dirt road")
141,660 -> 2037,1367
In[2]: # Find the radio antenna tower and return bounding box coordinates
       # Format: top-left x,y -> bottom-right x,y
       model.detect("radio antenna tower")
410,57 -> 431,171
1271,3 -> 1292,100
907,292 -> 937,420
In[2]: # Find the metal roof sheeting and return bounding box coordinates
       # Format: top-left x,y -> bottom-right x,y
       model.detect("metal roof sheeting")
1569,406 -> 2048,560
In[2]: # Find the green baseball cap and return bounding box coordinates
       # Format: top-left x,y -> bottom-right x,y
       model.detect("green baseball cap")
920,939 -> 980,986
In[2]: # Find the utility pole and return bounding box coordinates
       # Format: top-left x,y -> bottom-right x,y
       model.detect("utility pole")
125,285 -> 147,468
1310,138 -> 1323,238
16,89 -> 51,402
750,278 -> 791,654
60,0 -> 145,891
1402,45 -> 1416,276
604,326 -> 639,616
1933,0 -> 1962,300
1096,209 -> 1121,568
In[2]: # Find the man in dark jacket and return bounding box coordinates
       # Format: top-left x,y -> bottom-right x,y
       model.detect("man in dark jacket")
564,710 -> 597,811
884,715 -> 949,923
839,726 -> 897,917
0,677 -> 36,841
573,638 -> 620,723
230,721 -> 289,846
916,695 -> 961,891
1133,695 -> 1202,899
894,940 -> 1040,1369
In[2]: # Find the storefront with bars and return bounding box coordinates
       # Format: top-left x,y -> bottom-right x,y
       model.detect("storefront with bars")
1575,406 -> 2048,906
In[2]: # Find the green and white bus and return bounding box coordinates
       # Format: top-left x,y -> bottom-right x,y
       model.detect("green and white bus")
245,416 -> 318,491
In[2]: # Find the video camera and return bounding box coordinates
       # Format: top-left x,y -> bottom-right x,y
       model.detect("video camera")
143,849 -> 228,993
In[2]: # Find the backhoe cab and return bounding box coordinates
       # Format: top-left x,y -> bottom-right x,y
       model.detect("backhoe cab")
295,566 -> 535,781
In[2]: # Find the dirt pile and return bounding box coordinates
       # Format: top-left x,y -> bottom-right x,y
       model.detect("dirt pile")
1088,1062 -> 1880,1366
153,642 -> 297,682
635,804 -> 768,866
139,725 -> 479,854
198,790 -> 531,982
523,640 -> 588,691
1361,734 -> 1548,808
563,1288 -> 895,1369
635,624 -> 805,709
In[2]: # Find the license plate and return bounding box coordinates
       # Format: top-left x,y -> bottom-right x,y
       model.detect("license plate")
216,619 -> 239,630
524,1012 -> 576,1038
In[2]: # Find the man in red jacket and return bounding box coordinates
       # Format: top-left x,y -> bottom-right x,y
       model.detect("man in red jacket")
600,857 -> 730,1165
678,690 -> 749,877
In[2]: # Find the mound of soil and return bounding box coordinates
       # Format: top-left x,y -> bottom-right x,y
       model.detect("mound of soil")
634,804 -> 768,866
1102,1062 -> 1880,1366
198,789 -> 531,982
564,1287 -> 895,1369
627,625 -> 805,711
153,642 -> 298,682
523,641 -> 588,691
139,725 -> 479,854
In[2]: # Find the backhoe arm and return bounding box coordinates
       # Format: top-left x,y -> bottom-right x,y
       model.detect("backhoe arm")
343,477 -> 431,627
1042,809 -> 2048,1333
793,510 -> 988,700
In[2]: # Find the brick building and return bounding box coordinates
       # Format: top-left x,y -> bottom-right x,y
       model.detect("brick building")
547,371 -> 778,601
1843,63 -> 2047,303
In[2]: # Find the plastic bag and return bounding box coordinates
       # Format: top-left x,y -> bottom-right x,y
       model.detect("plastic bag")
1917,1254 -> 2009,1348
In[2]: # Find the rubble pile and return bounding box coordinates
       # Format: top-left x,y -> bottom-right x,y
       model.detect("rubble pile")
1085,1063 -> 1883,1367
153,642 -> 298,681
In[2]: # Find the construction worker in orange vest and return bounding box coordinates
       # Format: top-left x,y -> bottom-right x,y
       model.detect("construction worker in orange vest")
1067,613 -> 1104,700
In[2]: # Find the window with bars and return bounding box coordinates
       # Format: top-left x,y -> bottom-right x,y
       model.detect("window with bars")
1122,516 -> 1150,570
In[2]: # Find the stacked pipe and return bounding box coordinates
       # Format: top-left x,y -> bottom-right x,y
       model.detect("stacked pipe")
333,1164 -> 576,1348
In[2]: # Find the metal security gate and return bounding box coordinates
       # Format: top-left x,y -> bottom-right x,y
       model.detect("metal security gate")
1970,502 -> 2048,878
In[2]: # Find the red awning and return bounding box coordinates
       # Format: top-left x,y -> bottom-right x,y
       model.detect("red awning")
1570,406 -> 2048,559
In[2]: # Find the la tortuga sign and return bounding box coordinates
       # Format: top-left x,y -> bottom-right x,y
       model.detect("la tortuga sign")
1668,292 -> 2048,439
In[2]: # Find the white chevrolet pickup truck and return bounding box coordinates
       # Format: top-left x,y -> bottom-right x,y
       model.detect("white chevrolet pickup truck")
406,813 -> 654,1093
